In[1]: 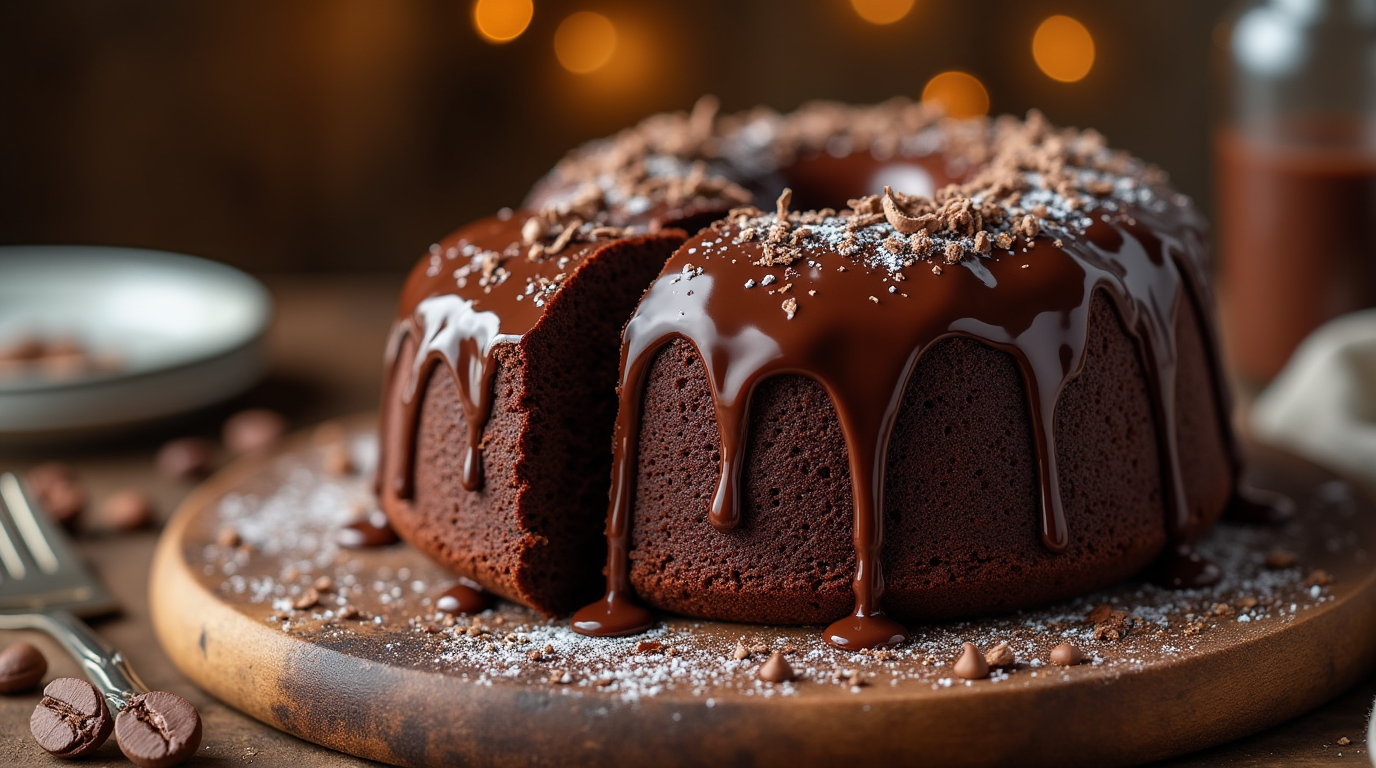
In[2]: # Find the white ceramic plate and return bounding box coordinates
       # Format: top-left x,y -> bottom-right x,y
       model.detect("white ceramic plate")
0,245 -> 271,439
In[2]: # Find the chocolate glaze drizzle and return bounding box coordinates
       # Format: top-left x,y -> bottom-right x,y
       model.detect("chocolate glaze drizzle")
573,181 -> 1241,649
379,214 -> 600,501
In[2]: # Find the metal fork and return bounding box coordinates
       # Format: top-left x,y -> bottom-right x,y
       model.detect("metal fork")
0,471 -> 147,712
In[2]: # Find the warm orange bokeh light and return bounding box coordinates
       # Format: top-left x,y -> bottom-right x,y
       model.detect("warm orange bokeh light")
850,0 -> 915,25
472,0 -> 533,43
921,71 -> 989,119
555,12 -> 618,74
1032,15 -> 1095,83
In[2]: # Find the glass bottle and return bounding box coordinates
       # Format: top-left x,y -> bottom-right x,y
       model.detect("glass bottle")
1217,0 -> 1376,382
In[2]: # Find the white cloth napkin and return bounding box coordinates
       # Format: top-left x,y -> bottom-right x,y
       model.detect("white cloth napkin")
1252,309 -> 1376,484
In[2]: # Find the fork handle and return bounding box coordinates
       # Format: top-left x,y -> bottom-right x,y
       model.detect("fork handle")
0,610 -> 148,711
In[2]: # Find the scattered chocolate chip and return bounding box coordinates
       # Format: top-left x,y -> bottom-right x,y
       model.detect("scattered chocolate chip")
311,420 -> 346,447
0,643 -> 47,693
322,442 -> 354,477
635,641 -> 663,654
155,438 -> 215,480
223,408 -> 288,456
337,510 -> 397,548
312,576 -> 334,593
336,605 -> 360,620
1338,736 -> 1351,746
953,642 -> 989,680
30,677 -> 113,757
1305,569 -> 1333,587
1050,642 -> 1084,667
1264,548 -> 1298,569
435,583 -> 491,615
1236,596 -> 1259,609
757,652 -> 796,683
732,641 -> 749,661
101,489 -> 154,531
293,588 -> 320,611
984,641 -> 1015,668
115,690 -> 202,768
215,526 -> 241,548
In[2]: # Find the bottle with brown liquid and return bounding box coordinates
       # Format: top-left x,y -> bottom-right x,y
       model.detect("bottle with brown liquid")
1217,0 -> 1376,382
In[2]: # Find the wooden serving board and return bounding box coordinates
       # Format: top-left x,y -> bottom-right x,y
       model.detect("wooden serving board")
149,423 -> 1376,768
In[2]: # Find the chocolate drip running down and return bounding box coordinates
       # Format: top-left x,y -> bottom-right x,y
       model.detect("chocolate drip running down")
573,182 -> 1236,649
380,214 -> 602,501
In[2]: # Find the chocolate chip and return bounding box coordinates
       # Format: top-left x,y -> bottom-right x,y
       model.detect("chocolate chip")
223,409 -> 288,456
757,651 -> 796,683
1050,642 -> 1084,667
293,588 -> 320,611
1264,548 -> 1298,569
0,643 -> 47,693
101,489 -> 154,531
115,691 -> 202,768
953,642 -> 989,680
322,442 -> 354,477
215,526 -> 241,548
30,677 -> 113,757
155,438 -> 215,480
337,510 -> 397,548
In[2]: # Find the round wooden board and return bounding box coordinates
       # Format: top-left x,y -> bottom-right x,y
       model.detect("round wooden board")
150,422 -> 1376,768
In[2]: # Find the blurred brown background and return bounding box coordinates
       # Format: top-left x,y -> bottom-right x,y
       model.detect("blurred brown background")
0,0 -> 1230,274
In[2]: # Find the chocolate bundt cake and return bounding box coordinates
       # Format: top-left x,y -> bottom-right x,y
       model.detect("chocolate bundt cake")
378,99 -> 1250,648
569,110 -> 1244,649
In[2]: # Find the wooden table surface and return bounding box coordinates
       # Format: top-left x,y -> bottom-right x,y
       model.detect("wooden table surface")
0,274 -> 1370,767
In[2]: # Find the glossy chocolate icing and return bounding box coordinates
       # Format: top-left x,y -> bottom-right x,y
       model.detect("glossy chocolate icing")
380,214 -> 601,500
573,171 -> 1245,649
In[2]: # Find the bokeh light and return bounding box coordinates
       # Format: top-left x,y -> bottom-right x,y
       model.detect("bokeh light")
1032,15 -> 1095,83
850,0 -> 915,25
555,12 -> 618,74
472,0 -> 533,44
920,71 -> 989,119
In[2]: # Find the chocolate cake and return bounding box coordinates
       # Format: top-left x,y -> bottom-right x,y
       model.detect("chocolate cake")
379,99 -> 1253,648
570,110 -> 1247,649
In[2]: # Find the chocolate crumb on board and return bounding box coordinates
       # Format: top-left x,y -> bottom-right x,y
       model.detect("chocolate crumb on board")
1088,604 -> 1134,642
984,642 -> 1015,668
1265,548 -> 1299,569
1305,570 -> 1333,587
